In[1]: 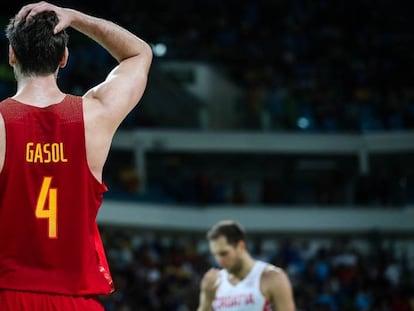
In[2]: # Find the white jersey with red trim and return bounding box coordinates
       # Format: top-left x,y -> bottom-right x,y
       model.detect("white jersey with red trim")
212,260 -> 273,311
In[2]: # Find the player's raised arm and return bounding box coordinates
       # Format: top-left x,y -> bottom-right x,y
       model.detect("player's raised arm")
19,2 -> 153,131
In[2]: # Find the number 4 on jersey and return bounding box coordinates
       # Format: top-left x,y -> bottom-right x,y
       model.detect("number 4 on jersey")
36,176 -> 58,238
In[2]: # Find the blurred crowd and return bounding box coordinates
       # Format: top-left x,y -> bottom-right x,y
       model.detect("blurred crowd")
0,2 -> 413,310
104,151 -> 412,207
99,228 -> 414,311
1,2 -> 412,206
1,0 -> 413,132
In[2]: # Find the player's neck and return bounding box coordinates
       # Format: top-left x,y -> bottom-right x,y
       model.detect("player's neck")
14,75 -> 65,107
234,255 -> 256,280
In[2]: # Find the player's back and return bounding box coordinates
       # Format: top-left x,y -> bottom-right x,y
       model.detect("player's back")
0,95 -> 113,295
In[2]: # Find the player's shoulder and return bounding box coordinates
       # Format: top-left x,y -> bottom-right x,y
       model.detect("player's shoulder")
81,94 -> 106,117
262,262 -> 281,274
82,93 -> 100,106
261,262 -> 288,284
260,262 -> 292,298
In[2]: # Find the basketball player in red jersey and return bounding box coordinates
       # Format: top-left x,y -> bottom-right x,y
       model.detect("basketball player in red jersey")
0,2 -> 152,310
197,220 -> 296,311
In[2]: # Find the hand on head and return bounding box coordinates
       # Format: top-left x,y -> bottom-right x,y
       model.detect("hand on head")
16,1 -> 71,34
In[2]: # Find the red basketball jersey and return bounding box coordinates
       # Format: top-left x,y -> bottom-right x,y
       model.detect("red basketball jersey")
0,95 -> 114,295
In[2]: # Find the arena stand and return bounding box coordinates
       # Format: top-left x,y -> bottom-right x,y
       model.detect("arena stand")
98,129 -> 414,311
1,1 -> 413,310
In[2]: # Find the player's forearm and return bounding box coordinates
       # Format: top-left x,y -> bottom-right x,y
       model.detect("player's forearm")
66,8 -> 151,63
197,305 -> 212,311
197,293 -> 214,311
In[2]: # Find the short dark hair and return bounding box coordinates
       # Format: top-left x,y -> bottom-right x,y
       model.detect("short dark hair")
207,220 -> 246,247
6,10 -> 69,76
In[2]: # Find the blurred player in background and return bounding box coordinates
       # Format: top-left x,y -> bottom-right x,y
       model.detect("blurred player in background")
0,1 -> 152,310
197,220 -> 296,311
